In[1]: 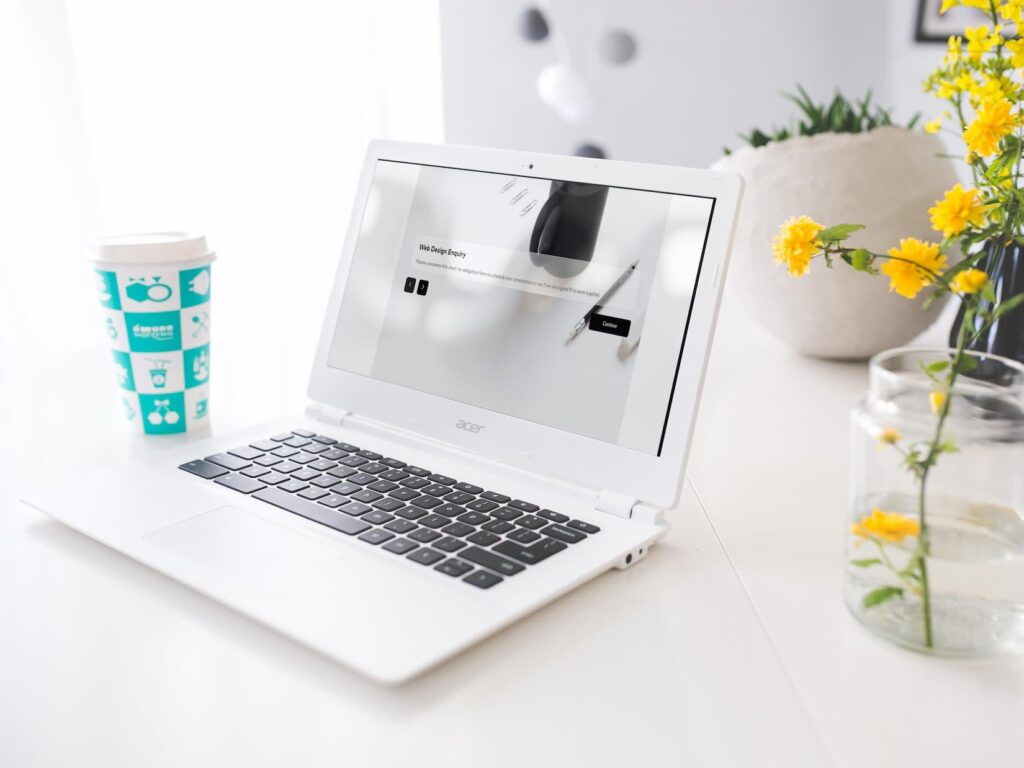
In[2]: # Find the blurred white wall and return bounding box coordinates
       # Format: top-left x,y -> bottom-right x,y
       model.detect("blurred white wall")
440,0 -> 948,166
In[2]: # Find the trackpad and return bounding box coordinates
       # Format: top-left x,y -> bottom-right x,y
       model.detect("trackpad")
144,505 -> 344,581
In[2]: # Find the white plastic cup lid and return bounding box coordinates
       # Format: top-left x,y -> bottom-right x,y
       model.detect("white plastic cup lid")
90,232 -> 215,266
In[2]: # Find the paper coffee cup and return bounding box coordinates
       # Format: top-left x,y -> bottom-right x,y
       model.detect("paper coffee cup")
90,233 -> 215,435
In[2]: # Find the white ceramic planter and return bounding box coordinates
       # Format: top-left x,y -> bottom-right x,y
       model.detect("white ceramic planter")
714,127 -> 960,359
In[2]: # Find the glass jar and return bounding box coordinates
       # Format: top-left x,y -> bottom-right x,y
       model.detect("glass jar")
847,347 -> 1024,656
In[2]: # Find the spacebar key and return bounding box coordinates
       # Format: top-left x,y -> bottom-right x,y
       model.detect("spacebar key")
460,546 -> 525,576
253,487 -> 371,536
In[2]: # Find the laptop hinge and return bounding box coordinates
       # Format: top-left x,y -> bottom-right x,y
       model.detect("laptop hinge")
595,490 -> 665,525
305,402 -> 350,427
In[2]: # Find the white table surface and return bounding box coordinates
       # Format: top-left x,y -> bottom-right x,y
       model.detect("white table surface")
1,275 -> 1020,767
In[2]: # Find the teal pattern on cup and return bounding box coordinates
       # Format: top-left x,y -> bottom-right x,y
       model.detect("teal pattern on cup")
91,234 -> 214,435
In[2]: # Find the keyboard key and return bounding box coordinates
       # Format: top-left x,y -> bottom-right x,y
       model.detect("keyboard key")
568,519 -> 601,534
340,501 -> 371,516
388,487 -> 419,501
443,491 -> 475,505
433,536 -> 467,553
509,500 -> 539,513
441,522 -> 474,538
516,515 -> 547,530
411,495 -> 442,509
278,479 -> 309,493
456,511 -> 489,526
371,497 -> 405,512
205,453 -> 250,471
358,529 -> 394,545
368,480 -> 398,493
331,482 -> 361,495
408,527 -> 441,543
307,459 -> 336,472
254,455 -> 282,467
356,449 -> 382,460
253,487 -> 371,536
542,524 -> 586,543
467,530 -> 500,547
360,462 -> 388,474
179,459 -> 228,479
291,467 -> 320,481
291,429 -> 315,438
340,455 -> 368,467
327,465 -> 357,479
427,473 -> 455,486
274,460 -> 301,474
318,494 -> 349,508
382,538 -> 418,555
435,503 -> 466,518
310,434 -> 337,445
405,466 -> 431,477
407,548 -> 445,566
467,498 -> 499,513
463,570 -> 503,589
298,487 -> 329,500
481,491 -> 510,504
490,507 -> 521,522
362,510 -> 394,525
421,483 -> 451,497
494,537 -> 566,565
241,465 -> 270,478
271,446 -> 299,458
301,443 -> 329,455
310,475 -> 340,488
379,469 -> 409,482
538,509 -> 569,523
459,547 -> 524,576
434,558 -> 473,577
270,433 -> 293,441
290,453 -> 317,465
454,482 -> 483,494
381,457 -> 406,468
228,446 -> 263,460
400,477 -> 430,490
259,471 -> 289,485
336,442 -> 360,452
213,473 -> 265,494
419,514 -> 448,529
321,448 -> 348,461
250,439 -> 278,451
284,436 -> 311,448
351,489 -> 383,504
384,519 -> 417,534
482,520 -> 514,534
507,527 -> 540,543
395,506 -> 427,520
347,473 -> 377,486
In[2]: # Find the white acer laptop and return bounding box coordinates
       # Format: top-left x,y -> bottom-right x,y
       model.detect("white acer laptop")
24,141 -> 742,684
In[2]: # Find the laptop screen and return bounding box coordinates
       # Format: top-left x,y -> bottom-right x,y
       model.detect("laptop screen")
327,159 -> 715,456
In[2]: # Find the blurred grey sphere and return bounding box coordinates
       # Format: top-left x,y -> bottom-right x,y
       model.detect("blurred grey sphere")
574,143 -> 606,159
519,8 -> 549,42
599,29 -> 637,64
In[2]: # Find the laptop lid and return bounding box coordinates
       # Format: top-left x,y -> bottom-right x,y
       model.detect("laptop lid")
310,141 -> 741,509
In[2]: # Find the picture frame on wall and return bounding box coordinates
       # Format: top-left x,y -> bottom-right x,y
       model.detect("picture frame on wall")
915,0 -> 990,42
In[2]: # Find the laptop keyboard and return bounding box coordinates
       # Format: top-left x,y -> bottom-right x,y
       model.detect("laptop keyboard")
179,428 -> 601,589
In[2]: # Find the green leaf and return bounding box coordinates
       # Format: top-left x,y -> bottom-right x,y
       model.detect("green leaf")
937,437 -> 960,454
994,292 -> 1024,320
849,248 -> 874,271
924,360 -> 950,374
818,224 -> 865,243
850,558 -> 882,568
955,354 -> 980,374
863,586 -> 904,609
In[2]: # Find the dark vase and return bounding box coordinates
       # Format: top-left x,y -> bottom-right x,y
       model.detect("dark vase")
949,240 -> 1024,367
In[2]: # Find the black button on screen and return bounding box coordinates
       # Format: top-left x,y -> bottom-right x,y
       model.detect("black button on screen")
403,277 -> 416,293
417,279 -> 429,296
588,313 -> 631,337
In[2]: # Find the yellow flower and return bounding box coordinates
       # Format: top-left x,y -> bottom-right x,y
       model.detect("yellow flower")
964,98 -> 1018,156
951,268 -> 989,294
878,428 -> 902,445
955,72 -> 975,93
881,238 -> 948,299
925,117 -> 943,134
928,184 -> 987,237
999,0 -> 1024,23
930,391 -> 948,414
965,25 -> 999,61
940,0 -> 958,11
772,215 -> 823,277
947,35 -> 963,65
1008,38 -> 1024,69
851,508 -> 921,543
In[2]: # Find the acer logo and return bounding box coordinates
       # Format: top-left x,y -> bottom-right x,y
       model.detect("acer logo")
456,419 -> 485,434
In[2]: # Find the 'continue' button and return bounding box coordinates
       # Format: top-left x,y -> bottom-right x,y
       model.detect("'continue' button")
588,313 -> 631,338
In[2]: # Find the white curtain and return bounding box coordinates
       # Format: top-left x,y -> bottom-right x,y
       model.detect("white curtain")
1,0 -> 442,419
